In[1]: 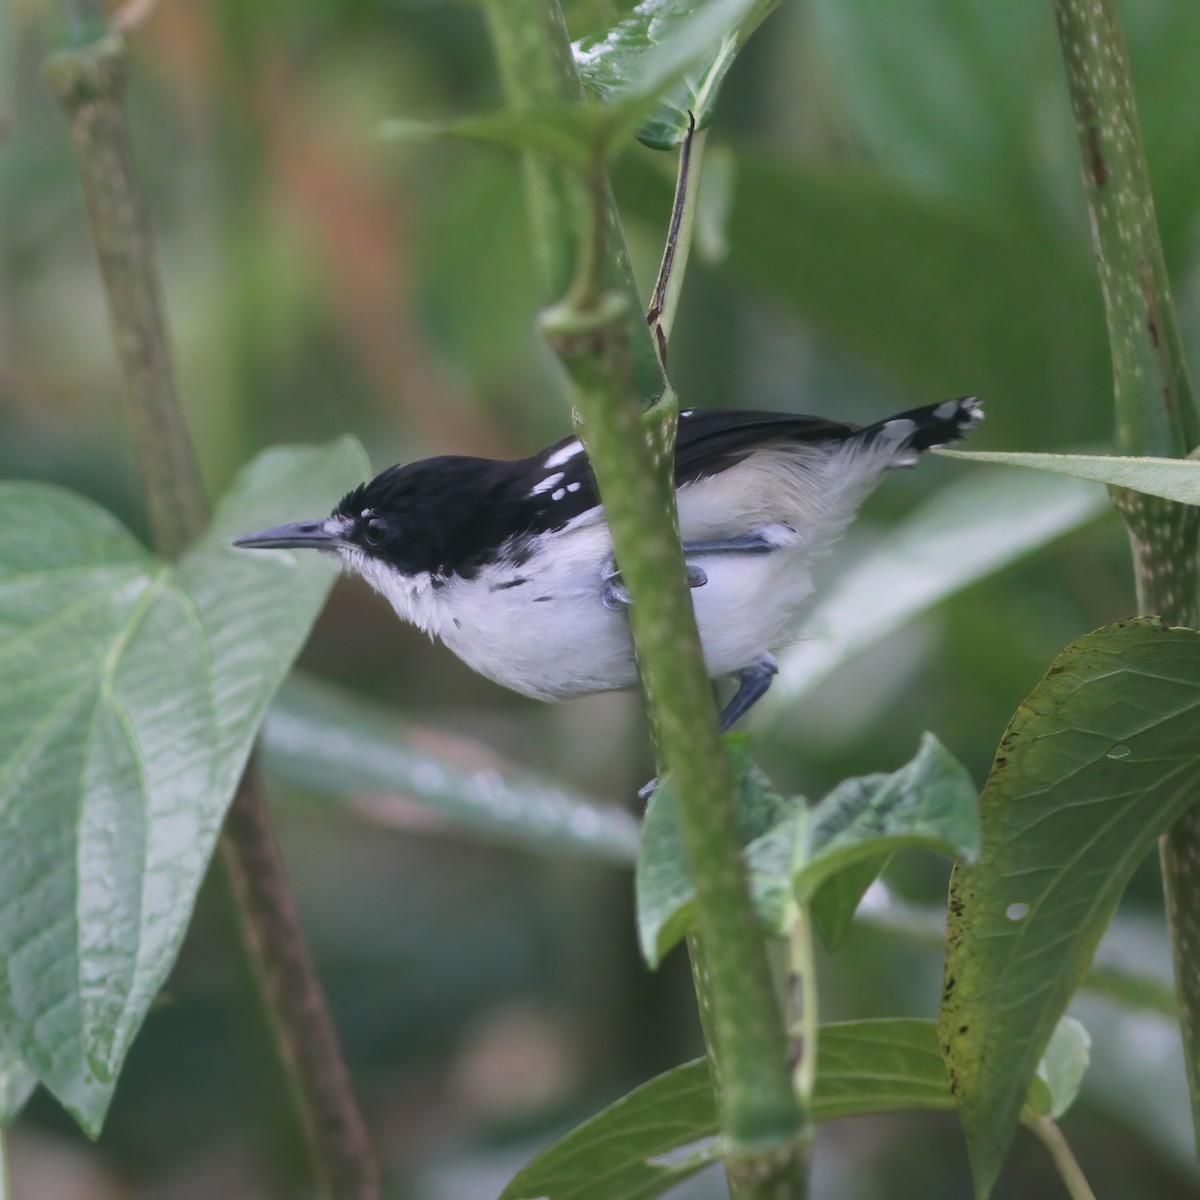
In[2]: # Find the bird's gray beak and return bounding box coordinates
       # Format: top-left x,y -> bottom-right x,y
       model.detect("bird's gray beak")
233,519 -> 339,551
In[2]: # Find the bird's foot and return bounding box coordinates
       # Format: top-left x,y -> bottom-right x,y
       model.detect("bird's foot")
601,557 -> 707,611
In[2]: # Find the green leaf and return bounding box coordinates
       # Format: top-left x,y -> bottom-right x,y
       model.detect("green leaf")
940,448 -> 1200,506
1031,1017 -> 1090,1121
637,735 -> 977,960
387,0 -> 777,163
794,733 -> 980,914
808,857 -> 892,951
261,676 -> 642,865
759,734 -> 979,938
939,618 -> 1200,1198
0,1049 -> 36,1126
0,438 -> 367,1134
500,1018 -> 1065,1200
636,735 -> 795,966
500,1056 -> 718,1200
573,0 -> 777,148
814,1019 -> 970,1121
765,463 -> 1108,718
856,882 -> 1178,1019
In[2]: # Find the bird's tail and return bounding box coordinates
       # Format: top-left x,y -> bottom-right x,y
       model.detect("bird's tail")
857,396 -> 983,459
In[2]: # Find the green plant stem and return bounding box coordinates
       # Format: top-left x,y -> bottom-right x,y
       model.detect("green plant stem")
541,253 -> 805,1200
1025,1117 -> 1098,1200
481,0 -> 662,405
1053,0 -> 1200,1148
484,5 -> 804,1190
0,1126 -> 8,1200
549,305 -> 805,1190
44,35 -> 206,552
46,30 -> 378,1200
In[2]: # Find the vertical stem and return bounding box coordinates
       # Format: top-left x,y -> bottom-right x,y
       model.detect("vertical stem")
221,764 -> 379,1199
1053,0 -> 1200,1147
44,37 -> 207,554
483,4 -> 804,1190
46,29 -> 378,1198
480,0 -> 663,404
544,315 -> 805,1190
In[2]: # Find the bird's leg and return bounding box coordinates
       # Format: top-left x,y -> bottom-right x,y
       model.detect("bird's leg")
682,532 -> 776,555
637,655 -> 780,804
601,555 -> 706,611
717,655 -> 779,732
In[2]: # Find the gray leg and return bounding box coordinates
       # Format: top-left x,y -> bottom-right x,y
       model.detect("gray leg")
602,557 -> 707,611
718,655 -> 779,732
638,654 -> 780,803
683,532 -> 777,555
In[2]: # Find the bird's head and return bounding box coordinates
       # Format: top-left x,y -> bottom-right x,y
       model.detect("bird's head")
234,462 -> 444,577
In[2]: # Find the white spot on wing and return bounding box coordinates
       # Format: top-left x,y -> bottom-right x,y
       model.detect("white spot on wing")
552,487 -> 566,501
879,418 -> 917,442
544,440 -> 582,469
530,471 -> 564,496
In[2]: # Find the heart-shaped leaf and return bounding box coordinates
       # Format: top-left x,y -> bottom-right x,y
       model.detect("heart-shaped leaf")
939,618 -> 1200,1198
0,438 -> 367,1133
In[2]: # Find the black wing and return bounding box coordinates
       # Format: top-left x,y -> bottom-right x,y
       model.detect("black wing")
516,409 -> 857,527
671,408 -> 855,483
341,402 -> 976,576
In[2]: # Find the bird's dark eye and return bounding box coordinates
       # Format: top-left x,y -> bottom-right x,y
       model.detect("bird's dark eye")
363,518 -> 387,548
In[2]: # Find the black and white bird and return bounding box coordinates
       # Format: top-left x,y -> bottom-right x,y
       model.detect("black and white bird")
235,397 -> 982,729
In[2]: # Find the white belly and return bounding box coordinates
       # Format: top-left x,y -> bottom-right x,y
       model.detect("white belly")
421,518 -> 814,701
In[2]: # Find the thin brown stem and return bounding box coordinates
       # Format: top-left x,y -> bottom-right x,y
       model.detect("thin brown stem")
47,26 -> 377,1197
221,764 -> 380,1199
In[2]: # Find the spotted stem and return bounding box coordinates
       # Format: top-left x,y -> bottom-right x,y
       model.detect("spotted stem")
1054,0 -> 1200,1145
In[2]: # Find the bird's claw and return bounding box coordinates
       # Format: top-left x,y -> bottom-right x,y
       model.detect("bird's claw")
601,557 -> 706,611
602,579 -> 632,611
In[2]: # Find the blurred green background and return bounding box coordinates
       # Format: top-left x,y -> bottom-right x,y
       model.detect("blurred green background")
3,0 -> 1198,1196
